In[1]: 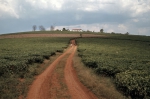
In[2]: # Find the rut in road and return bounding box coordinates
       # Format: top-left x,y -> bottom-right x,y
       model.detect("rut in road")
26,40 -> 98,99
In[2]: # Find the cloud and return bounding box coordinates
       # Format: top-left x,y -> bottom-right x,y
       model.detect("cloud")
25,0 -> 64,10
0,0 -> 150,36
0,0 -> 19,18
118,0 -> 150,17
118,24 -> 128,31
0,0 -> 149,18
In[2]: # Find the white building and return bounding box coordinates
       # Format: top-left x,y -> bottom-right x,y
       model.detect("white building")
72,29 -> 82,32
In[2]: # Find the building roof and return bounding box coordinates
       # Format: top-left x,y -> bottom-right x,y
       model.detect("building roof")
72,29 -> 82,30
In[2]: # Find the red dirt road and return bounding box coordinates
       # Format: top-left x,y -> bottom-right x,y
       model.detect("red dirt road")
26,46 -> 72,99
65,46 -> 97,99
26,40 -> 98,99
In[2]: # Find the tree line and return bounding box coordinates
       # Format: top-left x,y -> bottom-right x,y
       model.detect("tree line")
32,25 -> 55,31
32,25 -> 107,33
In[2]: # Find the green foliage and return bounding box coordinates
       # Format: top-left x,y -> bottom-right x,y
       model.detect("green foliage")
0,76 -> 20,99
115,70 -> 150,99
77,36 -> 150,99
100,29 -> 104,33
0,37 -> 69,99
62,28 -> 66,31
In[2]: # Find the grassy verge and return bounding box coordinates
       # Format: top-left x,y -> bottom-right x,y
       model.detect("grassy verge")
73,52 -> 128,99
76,36 -> 150,99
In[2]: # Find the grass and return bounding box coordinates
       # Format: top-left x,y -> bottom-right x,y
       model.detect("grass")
73,52 -> 128,99
0,30 -> 101,35
1,31 -> 150,99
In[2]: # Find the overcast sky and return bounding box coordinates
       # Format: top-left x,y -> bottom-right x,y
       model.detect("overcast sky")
0,0 -> 150,35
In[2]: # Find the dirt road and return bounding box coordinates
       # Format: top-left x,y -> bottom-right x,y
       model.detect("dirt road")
26,40 -> 98,99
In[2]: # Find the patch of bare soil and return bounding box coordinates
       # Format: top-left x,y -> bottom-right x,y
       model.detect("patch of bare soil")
0,33 -> 106,39
26,40 -> 98,99
49,53 -> 71,99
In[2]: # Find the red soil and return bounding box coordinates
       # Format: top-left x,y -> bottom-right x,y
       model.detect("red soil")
0,33 -> 106,39
65,46 -> 98,99
26,40 -> 98,99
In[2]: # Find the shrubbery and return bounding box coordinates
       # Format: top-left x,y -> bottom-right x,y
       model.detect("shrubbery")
77,37 -> 150,99
0,37 -> 69,99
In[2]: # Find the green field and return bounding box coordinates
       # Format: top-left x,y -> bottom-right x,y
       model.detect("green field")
1,32 -> 150,99
77,35 -> 150,99
0,37 -> 70,99
1,30 -> 99,35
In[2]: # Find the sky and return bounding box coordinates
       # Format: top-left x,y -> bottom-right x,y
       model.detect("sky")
0,0 -> 150,36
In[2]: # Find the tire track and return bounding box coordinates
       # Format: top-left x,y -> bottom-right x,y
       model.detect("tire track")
26,47 -> 73,99
64,45 -> 98,99
26,40 -> 98,99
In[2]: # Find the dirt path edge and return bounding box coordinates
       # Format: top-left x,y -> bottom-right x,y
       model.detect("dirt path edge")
26,48 -> 72,99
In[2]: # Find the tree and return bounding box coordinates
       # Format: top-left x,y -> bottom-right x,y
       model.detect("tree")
56,29 -> 60,31
39,25 -> 45,31
50,25 -> 55,31
87,30 -> 91,32
100,29 -> 104,33
125,32 -> 129,35
62,28 -> 66,31
67,29 -> 70,31
32,25 -> 37,31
